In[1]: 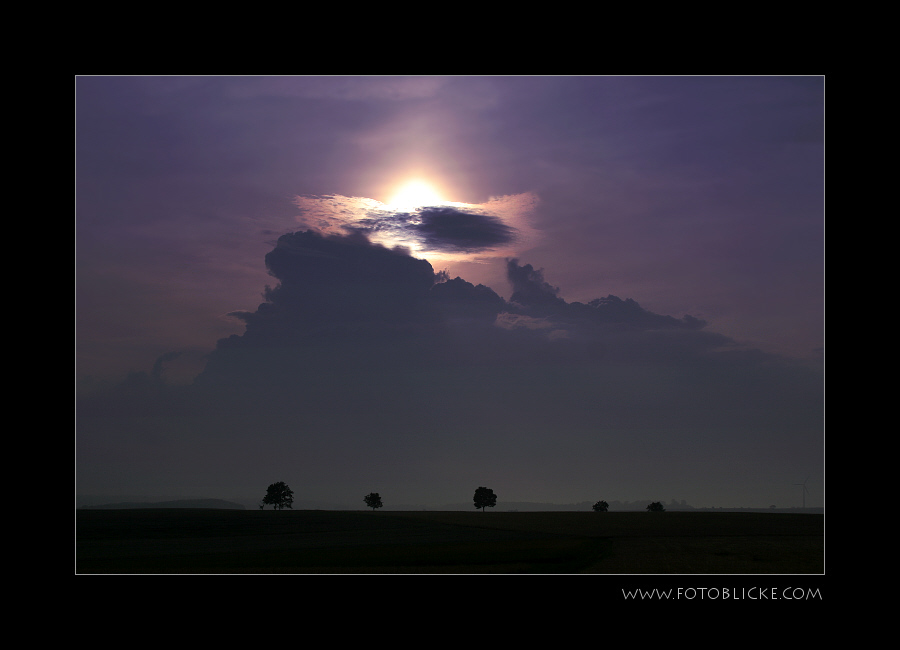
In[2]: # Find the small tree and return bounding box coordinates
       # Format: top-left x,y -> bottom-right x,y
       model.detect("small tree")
592,500 -> 609,512
364,492 -> 383,511
646,501 -> 665,512
473,486 -> 497,512
262,481 -> 294,510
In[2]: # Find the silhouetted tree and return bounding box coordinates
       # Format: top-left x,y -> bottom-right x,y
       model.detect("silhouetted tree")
473,486 -> 497,512
262,481 -> 294,510
364,492 -> 383,511
646,501 -> 665,512
592,500 -> 609,512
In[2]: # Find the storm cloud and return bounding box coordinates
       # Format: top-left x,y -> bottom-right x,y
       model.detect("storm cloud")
202,230 -> 725,385
76,230 -> 821,507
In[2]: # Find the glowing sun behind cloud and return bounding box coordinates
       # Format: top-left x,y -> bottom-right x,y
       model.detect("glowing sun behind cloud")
292,184 -> 541,264
387,180 -> 446,211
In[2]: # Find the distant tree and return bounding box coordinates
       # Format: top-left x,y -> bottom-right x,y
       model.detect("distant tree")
646,501 -> 665,512
262,481 -> 294,510
364,492 -> 383,511
592,500 -> 609,512
473,486 -> 497,512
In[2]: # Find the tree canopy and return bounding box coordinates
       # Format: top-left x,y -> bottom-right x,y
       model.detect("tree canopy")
364,492 -> 383,511
646,501 -> 665,512
592,500 -> 609,512
262,481 -> 294,510
473,486 -> 497,512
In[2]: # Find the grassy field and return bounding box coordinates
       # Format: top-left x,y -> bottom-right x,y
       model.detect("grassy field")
76,509 -> 824,574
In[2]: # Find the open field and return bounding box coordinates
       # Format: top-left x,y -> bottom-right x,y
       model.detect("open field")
76,509 -> 824,574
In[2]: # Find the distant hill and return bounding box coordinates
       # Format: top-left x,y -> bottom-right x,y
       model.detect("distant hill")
80,498 -> 245,510
77,497 -> 821,513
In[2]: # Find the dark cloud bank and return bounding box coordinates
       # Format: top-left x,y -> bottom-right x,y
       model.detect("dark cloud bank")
78,230 -> 822,508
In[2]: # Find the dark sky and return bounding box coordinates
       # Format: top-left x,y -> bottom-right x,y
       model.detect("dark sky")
76,76 -> 824,508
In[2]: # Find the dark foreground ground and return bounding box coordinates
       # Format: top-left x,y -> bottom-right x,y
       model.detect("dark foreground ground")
76,509 -> 824,574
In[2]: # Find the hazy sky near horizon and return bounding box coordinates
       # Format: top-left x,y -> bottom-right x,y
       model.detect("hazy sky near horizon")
76,76 -> 824,508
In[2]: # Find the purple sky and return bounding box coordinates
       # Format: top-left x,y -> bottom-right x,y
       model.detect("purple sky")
76,76 -> 823,509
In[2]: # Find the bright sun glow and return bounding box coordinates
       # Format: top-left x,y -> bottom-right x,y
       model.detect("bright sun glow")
387,180 -> 446,211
